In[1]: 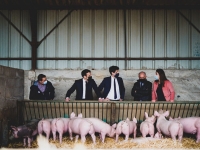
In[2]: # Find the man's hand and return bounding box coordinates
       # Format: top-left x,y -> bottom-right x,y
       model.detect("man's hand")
119,99 -> 123,101
152,100 -> 156,102
98,98 -> 104,102
65,97 -> 70,102
104,98 -> 110,101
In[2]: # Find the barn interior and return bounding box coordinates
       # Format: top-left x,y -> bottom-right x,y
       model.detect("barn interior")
0,0 -> 200,149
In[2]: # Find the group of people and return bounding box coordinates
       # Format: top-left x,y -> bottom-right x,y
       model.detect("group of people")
29,66 -> 175,102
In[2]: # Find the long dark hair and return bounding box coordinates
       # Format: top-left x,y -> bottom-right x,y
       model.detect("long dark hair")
156,69 -> 168,87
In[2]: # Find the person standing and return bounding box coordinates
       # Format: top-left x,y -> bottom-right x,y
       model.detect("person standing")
152,69 -> 175,102
98,66 -> 125,101
131,71 -> 152,101
65,69 -> 102,101
29,74 -> 55,100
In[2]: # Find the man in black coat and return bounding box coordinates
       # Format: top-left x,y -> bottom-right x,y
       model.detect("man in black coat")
131,71 -> 152,101
98,66 -> 125,101
29,74 -> 55,100
65,69 -> 102,101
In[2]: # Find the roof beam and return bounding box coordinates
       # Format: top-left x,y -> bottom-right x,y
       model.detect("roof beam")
29,9 -> 38,70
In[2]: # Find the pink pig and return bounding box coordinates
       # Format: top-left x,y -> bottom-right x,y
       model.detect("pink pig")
85,117 -> 116,143
154,110 -> 183,142
154,132 -> 163,139
38,119 -> 53,140
68,113 -> 96,144
140,112 -> 156,138
115,117 -> 137,142
169,116 -> 200,143
51,118 -> 70,144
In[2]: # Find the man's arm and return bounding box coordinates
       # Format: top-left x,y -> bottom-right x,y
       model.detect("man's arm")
91,79 -> 102,99
131,82 -> 144,99
98,78 -> 105,92
65,81 -> 77,98
138,82 -> 152,96
120,78 -> 125,100
49,82 -> 55,100
29,86 -> 37,100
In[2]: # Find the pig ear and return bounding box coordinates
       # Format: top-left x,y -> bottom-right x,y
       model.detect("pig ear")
169,117 -> 173,121
144,112 -> 148,119
154,111 -> 160,117
112,123 -> 117,129
78,113 -> 82,118
133,117 -> 137,123
11,126 -> 18,131
70,112 -> 76,118
163,111 -> 169,117
178,116 -> 181,119
126,118 -> 129,121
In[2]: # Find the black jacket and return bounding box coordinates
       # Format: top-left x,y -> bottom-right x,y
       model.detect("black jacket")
65,79 -> 102,100
98,77 -> 125,99
29,81 -> 55,100
131,79 -> 152,101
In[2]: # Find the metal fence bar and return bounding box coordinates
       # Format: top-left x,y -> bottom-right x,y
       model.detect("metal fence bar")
16,100 -> 200,125
194,103 -> 199,116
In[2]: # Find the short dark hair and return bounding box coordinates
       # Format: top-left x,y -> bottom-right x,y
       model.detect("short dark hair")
81,69 -> 91,77
38,74 -> 46,81
109,66 -> 119,75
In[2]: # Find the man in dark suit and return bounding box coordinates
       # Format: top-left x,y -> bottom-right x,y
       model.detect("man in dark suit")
65,69 -> 102,101
98,66 -> 125,101
131,71 -> 152,101
29,74 -> 55,100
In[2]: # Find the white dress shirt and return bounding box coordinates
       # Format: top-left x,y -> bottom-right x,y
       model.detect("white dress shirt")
107,76 -> 120,100
82,79 -> 86,99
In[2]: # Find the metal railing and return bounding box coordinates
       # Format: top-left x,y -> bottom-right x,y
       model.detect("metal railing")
17,100 -> 200,125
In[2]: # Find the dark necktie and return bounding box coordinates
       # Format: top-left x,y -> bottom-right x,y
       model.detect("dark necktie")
114,78 -> 117,99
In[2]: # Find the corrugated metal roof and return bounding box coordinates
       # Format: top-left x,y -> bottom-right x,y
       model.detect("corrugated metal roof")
0,10 -> 32,70
0,0 -> 200,9
0,9 -> 199,70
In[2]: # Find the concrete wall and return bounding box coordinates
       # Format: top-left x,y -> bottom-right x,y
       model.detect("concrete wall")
0,65 -> 24,121
24,69 -> 200,101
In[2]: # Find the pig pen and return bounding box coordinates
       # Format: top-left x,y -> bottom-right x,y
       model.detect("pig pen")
6,100 -> 200,149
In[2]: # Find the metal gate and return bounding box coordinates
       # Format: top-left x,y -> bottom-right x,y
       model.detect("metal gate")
17,100 -> 200,125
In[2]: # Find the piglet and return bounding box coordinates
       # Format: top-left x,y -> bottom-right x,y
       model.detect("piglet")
10,119 -> 40,147
51,118 -> 70,144
68,113 -> 96,144
115,117 -> 137,142
154,132 -> 163,139
154,110 -> 183,142
140,112 -> 156,138
169,116 -> 200,143
85,117 -> 116,143
38,119 -> 52,140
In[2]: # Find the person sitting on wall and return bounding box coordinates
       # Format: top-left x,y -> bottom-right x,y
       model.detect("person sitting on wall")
131,71 -> 152,101
29,74 -> 55,100
65,69 -> 102,101
152,69 -> 175,102
98,66 -> 125,101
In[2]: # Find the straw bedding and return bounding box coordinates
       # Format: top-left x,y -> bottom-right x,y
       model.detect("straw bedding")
7,135 -> 200,149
